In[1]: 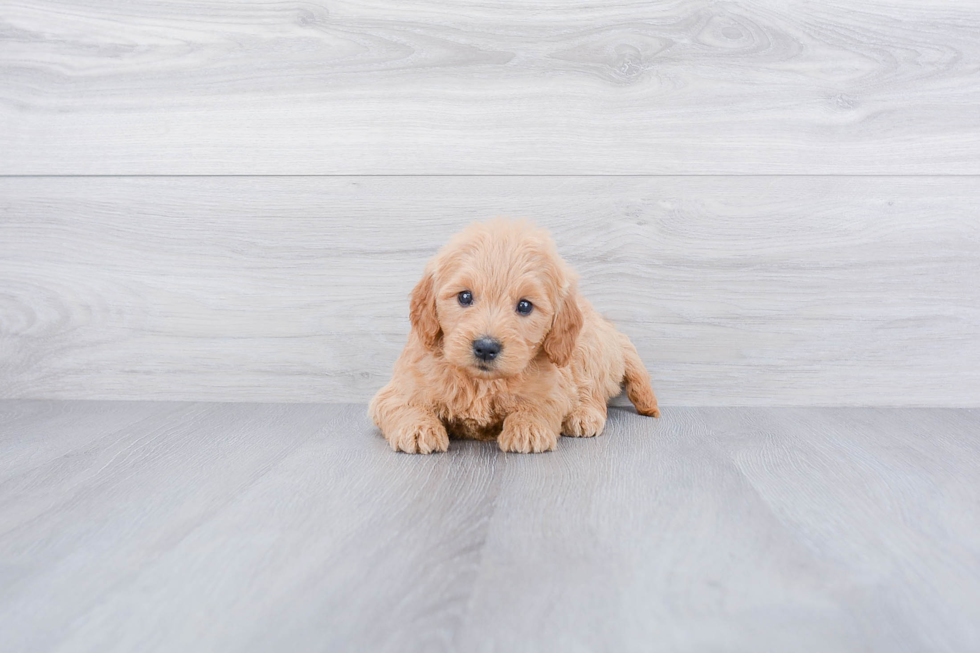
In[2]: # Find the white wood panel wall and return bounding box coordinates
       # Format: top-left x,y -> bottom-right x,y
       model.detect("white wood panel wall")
2,177 -> 977,405
1,1 -> 978,405
2,0 -> 980,174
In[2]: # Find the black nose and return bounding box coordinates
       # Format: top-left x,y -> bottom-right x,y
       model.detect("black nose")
472,337 -> 502,362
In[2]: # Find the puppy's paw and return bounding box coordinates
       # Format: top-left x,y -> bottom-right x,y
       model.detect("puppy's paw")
498,417 -> 559,453
388,421 -> 449,454
562,407 -> 606,438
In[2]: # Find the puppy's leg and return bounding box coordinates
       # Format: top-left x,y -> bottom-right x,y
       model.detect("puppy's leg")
369,387 -> 449,454
621,336 -> 661,418
499,409 -> 562,453
563,394 -> 607,437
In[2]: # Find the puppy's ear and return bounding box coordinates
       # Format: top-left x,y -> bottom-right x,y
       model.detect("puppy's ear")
543,288 -> 583,367
409,267 -> 441,349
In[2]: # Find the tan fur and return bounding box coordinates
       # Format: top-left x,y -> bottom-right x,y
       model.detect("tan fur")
369,219 -> 660,454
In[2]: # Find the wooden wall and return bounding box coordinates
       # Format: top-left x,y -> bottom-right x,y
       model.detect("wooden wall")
2,1 -> 978,405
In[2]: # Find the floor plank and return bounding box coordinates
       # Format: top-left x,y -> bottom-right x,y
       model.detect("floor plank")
3,0 -> 979,174
0,400 -> 183,480
0,401 -> 977,652
2,176 -> 978,406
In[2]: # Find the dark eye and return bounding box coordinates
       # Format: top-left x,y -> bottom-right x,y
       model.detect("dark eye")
516,299 -> 533,315
458,290 -> 473,306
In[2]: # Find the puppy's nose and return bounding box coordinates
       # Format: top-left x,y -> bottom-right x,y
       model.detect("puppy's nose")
472,337 -> 502,362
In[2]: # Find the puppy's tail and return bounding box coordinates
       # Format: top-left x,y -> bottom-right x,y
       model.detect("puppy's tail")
622,336 -> 661,418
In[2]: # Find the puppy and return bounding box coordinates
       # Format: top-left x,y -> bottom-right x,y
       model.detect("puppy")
370,219 -> 660,454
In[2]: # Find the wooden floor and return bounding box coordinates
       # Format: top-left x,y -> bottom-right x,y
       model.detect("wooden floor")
2,401 -> 978,652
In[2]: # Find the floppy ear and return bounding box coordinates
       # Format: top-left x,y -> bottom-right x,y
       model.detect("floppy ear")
543,288 -> 583,367
409,267 -> 441,349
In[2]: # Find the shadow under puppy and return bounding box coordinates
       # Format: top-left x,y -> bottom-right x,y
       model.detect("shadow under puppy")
370,219 -> 660,453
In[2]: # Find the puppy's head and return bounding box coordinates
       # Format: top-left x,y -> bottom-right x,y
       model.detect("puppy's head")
410,219 -> 583,378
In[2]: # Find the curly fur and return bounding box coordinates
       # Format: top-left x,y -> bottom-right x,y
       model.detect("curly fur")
370,219 -> 660,454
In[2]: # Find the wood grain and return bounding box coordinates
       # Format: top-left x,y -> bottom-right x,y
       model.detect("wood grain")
0,401 -> 499,653
2,176 -> 978,406
2,0 -> 980,174
1,401 -> 978,651
456,406 -> 980,652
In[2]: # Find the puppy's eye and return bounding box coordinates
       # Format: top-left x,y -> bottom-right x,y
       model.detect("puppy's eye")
458,290 -> 473,306
516,299 -> 533,315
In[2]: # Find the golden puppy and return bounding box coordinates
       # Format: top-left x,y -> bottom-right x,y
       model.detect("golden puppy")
370,219 -> 660,454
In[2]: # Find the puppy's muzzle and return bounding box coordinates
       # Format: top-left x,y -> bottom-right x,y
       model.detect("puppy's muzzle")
472,337 -> 502,362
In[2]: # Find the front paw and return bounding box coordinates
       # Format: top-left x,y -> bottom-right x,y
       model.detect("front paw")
562,406 -> 606,438
388,421 -> 449,454
498,417 -> 559,453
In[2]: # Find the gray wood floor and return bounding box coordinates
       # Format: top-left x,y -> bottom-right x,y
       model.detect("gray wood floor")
2,401 -> 978,652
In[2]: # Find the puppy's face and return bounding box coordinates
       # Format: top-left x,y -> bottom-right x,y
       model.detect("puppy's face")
410,221 -> 582,378
437,261 -> 554,378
